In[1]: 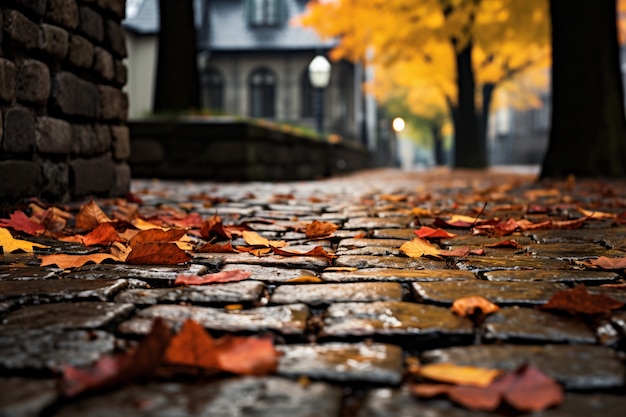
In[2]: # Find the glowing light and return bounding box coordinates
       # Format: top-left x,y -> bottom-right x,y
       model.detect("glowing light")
392,117 -> 405,132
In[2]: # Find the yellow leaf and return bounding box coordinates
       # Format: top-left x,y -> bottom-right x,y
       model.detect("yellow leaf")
287,276 -> 323,283
577,207 -> 617,219
400,238 -> 441,258
0,227 -> 49,253
39,253 -> 120,268
419,363 -> 502,387
132,218 -> 167,231
242,230 -> 287,248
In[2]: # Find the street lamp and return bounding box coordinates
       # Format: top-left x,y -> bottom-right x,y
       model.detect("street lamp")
308,55 -> 331,136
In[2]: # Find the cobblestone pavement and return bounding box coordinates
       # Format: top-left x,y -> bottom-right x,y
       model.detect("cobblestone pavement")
1,168 -> 626,416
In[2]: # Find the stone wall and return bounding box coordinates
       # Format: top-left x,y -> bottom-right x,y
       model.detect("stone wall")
0,0 -> 130,203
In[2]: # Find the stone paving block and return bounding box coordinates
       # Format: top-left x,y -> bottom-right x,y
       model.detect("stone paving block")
483,306 -> 597,344
343,217 -> 414,230
53,377 -> 343,417
65,263 -> 208,283
271,282 -> 403,305
338,238 -> 408,249
412,280 -> 568,306
421,344 -> 624,389
115,281 -> 265,306
0,301 -> 134,332
118,303 -> 309,336
321,301 -> 473,339
0,377 -> 58,417
587,286 -> 626,304
525,242 -> 625,260
0,328 -> 115,371
0,278 -> 128,304
456,256 -> 570,272
337,246 -> 403,256
0,265 -> 59,280
277,342 -> 403,384
439,234 -> 534,248
197,253 -> 331,270
321,268 -> 477,282
221,263 -> 319,283
372,228 -> 417,240
334,255 -> 446,270
483,269 -> 620,284
529,229 -> 603,243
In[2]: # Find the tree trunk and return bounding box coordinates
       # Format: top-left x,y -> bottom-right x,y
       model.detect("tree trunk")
432,123 -> 445,166
541,0 -> 626,177
452,42 -> 487,168
479,83 -> 495,164
154,0 -> 200,113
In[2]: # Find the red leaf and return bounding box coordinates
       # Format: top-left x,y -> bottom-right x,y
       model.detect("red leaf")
158,212 -> 204,228
174,270 -> 251,285
541,284 -> 623,315
414,226 -> 457,240
126,242 -> 192,265
163,319 -> 218,370
129,229 -> 187,248
75,201 -> 112,231
81,223 -> 122,246
215,335 -> 279,375
0,211 -> 45,235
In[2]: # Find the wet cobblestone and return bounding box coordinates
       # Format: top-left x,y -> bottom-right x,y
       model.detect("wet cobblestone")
3,168 -> 626,416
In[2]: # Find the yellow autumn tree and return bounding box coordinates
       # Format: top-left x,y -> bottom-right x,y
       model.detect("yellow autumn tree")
298,0 -> 550,168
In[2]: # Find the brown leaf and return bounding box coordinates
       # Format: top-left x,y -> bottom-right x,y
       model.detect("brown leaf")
588,256 -> 626,270
503,365 -> 564,412
551,217 -> 587,229
516,219 -> 552,231
271,245 -> 336,261
414,226 -> 457,240
400,238 -> 441,258
39,253 -> 119,268
158,212 -> 204,228
196,241 -> 238,253
126,242 -> 192,265
75,201 -> 112,231
577,207 -> 616,219
129,229 -> 187,248
484,239 -> 523,249
0,211 -> 45,235
287,276 -> 323,283
541,284 -> 623,315
451,296 -> 500,317
81,223 -> 122,246
200,214 -> 232,240
305,220 -> 339,238
174,270 -> 251,285
235,246 -> 272,256
163,319 -> 218,370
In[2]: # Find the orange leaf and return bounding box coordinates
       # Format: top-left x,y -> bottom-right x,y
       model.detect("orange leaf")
126,242 -> 192,265
215,335 -> 279,375
271,245 -> 336,261
287,276 -> 323,283
196,241 -> 238,253
588,256 -> 626,270
163,319 -> 218,370
400,238 -> 441,258
0,210 -> 45,235
451,296 -> 500,317
81,223 -> 122,246
129,229 -> 187,248
551,217 -> 587,229
419,363 -> 502,388
174,270 -> 251,285
75,201 -> 111,231
541,284 -> 623,315
304,220 -> 339,238
438,247 -> 485,257
577,207 -> 616,219
414,226 -> 457,240
235,246 -> 272,256
242,230 -> 286,248
39,253 -> 120,268
200,214 -> 231,240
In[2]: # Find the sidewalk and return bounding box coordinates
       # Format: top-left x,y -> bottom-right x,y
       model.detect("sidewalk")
1,167 -> 625,416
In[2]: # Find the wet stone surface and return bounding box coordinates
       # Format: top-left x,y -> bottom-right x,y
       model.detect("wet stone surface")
343,217 -> 414,230
277,342 -> 403,384
412,280 -> 568,305
0,378 -> 58,417
421,344 -> 625,389
270,282 -> 403,305
456,256 -> 571,272
220,264 -> 319,283
371,228 -> 416,240
0,265 -> 60,280
334,255 -> 446,270
65,263 -> 208,284
0,279 -> 128,304
196,253 -> 331,270
321,268 -> 476,282
525,243 -> 626,260
483,269 -> 620,283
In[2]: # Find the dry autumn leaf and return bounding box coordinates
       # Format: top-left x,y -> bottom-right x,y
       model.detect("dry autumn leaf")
126,242 -> 192,265
287,276 -> 323,283
414,226 -> 457,240
196,241 -> 238,253
75,201 -> 112,231
484,239 -> 523,249
0,211 -> 45,235
304,220 -> 339,238
541,284 -> 623,315
419,363 -> 502,387
588,256 -> 626,270
271,245 -> 336,261
438,247 -> 485,257
163,319 -> 218,370
400,238 -> 441,258
128,229 -> 187,248
242,230 -> 287,248
60,223 -> 122,246
39,253 -> 120,268
577,207 -> 617,219
0,227 -> 49,253
174,270 -> 252,285
451,296 -> 500,317
200,214 -> 232,240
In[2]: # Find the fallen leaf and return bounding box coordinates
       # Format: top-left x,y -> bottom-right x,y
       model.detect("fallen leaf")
516,219 -> 552,231
304,220 -> 339,238
126,242 -> 192,265
484,239 -> 523,249
434,215 -> 490,229
131,218 -> 164,230
174,270 -> 251,285
324,267 -> 359,272
551,217 -> 587,229
379,194 -> 407,202
414,226 -> 457,240
0,227 -> 49,253
503,365 -> 564,412
75,201 -> 111,231
200,214 -> 232,240
410,207 -> 433,217
61,318 -> 171,397
419,363 -> 502,387
215,335 -> 279,375
128,229 -> 187,248
158,212 -> 204,228
577,207 -> 616,219
438,247 -> 485,257
588,256 -> 626,270
197,241 -> 238,253
39,253 -> 120,268
451,296 -> 500,317
235,246 -> 272,256
541,284 -> 623,315
0,211 -> 45,235
287,276 -> 323,283
242,230 -> 287,248
81,223 -> 122,246
400,238 -> 441,258
163,319 -> 218,370
271,245 -> 336,261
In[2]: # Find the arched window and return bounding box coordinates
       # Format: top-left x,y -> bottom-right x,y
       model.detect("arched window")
246,0 -> 283,27
301,69 -> 314,118
249,68 -> 276,118
200,68 -> 224,111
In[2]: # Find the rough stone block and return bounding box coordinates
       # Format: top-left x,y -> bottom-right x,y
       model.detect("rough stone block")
111,125 -> 130,160
2,108 -> 36,153
78,6 -> 104,43
67,34 -> 94,69
3,10 -> 38,50
36,117 -> 72,154
70,154 -> 115,195
113,59 -> 127,86
38,23 -> 69,60
71,123 -> 96,156
97,0 -> 126,19
16,59 -> 50,106
41,159 -> 69,200
98,85 -> 127,121
50,72 -> 99,119
104,19 -> 127,58
94,124 -> 112,154
92,47 -> 114,81
0,161 -> 41,200
112,162 -> 131,196
12,0 -> 47,16
46,0 -> 79,29
0,58 -> 16,103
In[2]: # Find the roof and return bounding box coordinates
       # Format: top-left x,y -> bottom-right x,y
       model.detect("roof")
122,0 -> 335,51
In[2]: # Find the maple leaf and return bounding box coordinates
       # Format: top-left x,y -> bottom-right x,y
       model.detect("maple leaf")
434,215 -> 492,229
540,284 -> 623,315
0,211 -> 45,235
128,229 -> 187,248
451,296 -> 500,317
588,256 -> 626,270
39,253 -> 120,268
419,363 -> 502,387
126,242 -> 192,265
242,230 -> 287,248
0,227 -> 49,253
75,201 -> 112,231
304,220 -> 339,238
64,223 -> 121,246
271,245 -> 336,261
196,241 -> 238,253
400,238 -> 441,258
235,246 -> 272,256
61,318 -> 171,397
414,226 -> 457,240
174,270 -> 252,285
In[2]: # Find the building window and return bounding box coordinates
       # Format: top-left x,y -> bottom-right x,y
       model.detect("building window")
246,0 -> 283,27
249,68 -> 276,118
200,68 -> 224,111
301,69 -> 314,118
